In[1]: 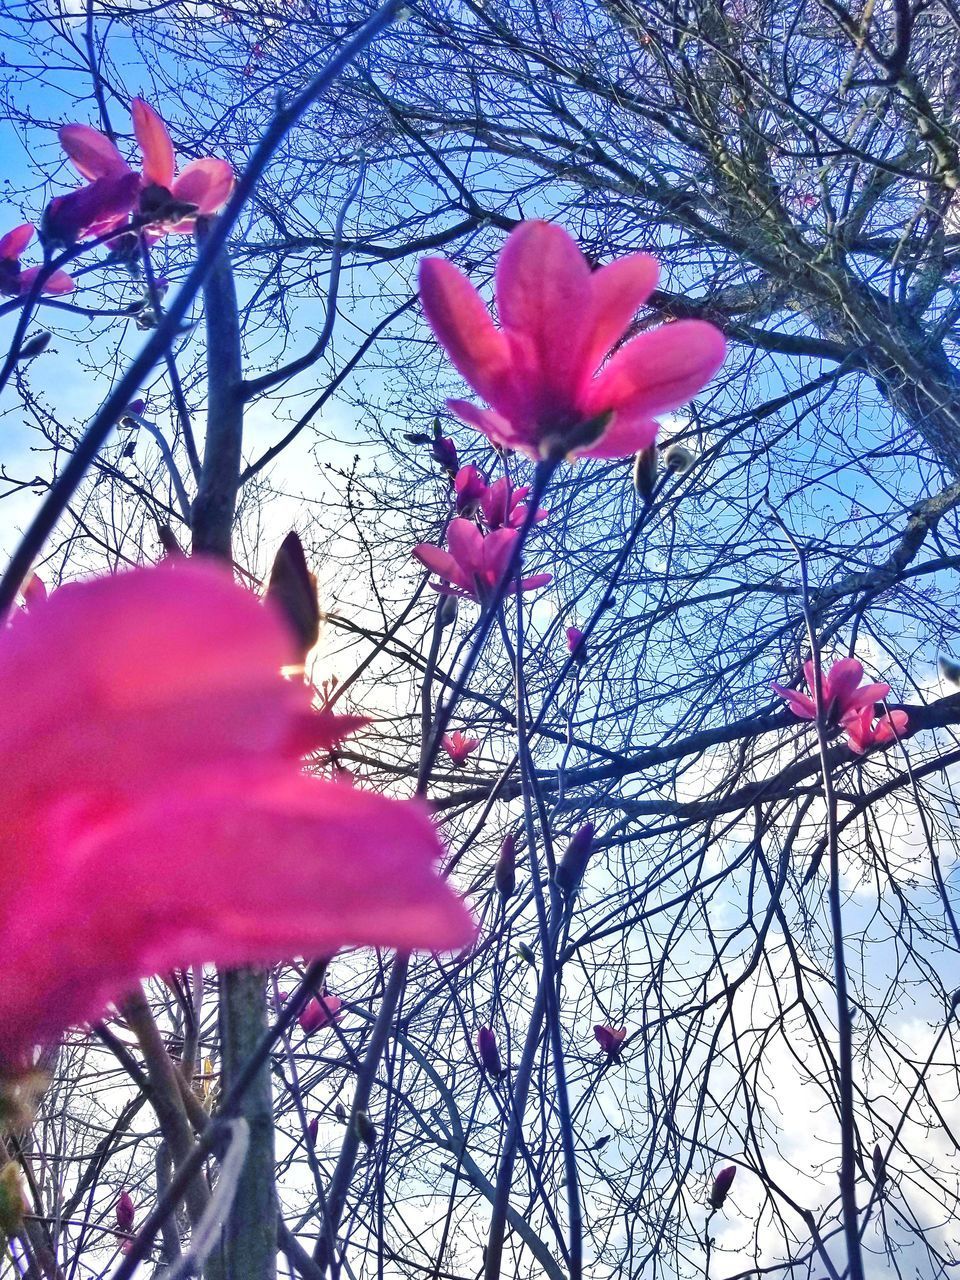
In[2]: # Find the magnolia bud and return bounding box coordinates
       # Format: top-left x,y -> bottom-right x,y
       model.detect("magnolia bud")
307,1117 -> 319,1146
17,331 -> 51,361
940,656 -> 960,686
335,1102 -> 347,1124
708,1165 -> 736,1209
438,594 -> 459,628
299,995 -> 342,1035
516,941 -> 536,966
495,834 -> 517,899
476,1026 -> 503,1078
266,531 -> 321,664
115,1189 -> 135,1233
354,1110 -> 376,1146
872,1144 -> 885,1189
664,443 -> 696,474
632,447 -> 658,500
566,626 -> 587,665
555,823 -> 595,897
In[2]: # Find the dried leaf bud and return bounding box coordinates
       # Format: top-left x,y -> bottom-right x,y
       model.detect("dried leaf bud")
476,1026 -> 504,1078
354,1110 -> 376,1146
708,1165 -> 737,1209
555,822 -> 595,897
940,656 -> 960,686
516,941 -> 536,966
632,446 -> 658,501
0,1163 -> 26,1237
495,834 -> 517,899
266,531 -> 321,663
17,331 -> 51,361
335,1102 -> 347,1124
664,443 -> 696,474
115,1189 -> 135,1233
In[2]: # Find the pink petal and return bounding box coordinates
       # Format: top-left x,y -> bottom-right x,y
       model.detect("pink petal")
59,124 -> 130,181
17,266 -> 75,296
585,253 -> 660,372
1,770 -> 474,1065
495,221 -> 592,422
771,681 -> 816,720
0,223 -> 34,262
412,543 -> 461,583
446,518 -> 485,574
823,657 -> 864,705
172,158 -> 235,215
573,410 -> 660,460
517,572 -> 552,593
418,258 -> 513,408
446,400 -> 530,454
131,99 -> 176,189
586,320 -> 726,420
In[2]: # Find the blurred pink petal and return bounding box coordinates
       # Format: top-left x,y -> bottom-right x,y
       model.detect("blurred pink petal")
59,124 -> 131,181
172,158 -> 235,216
0,224 -> 35,261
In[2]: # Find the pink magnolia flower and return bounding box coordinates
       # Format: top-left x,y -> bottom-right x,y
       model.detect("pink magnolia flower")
0,224 -> 73,296
841,706 -> 909,755
418,221 -> 726,461
42,171 -> 140,244
60,98 -> 234,238
412,518 -> 551,601
479,476 -> 548,531
299,994 -> 343,1035
115,1191 -> 135,1233
442,731 -> 480,767
454,464 -> 488,515
0,559 -> 473,1072
594,1024 -> 626,1057
772,657 -> 890,727
566,626 -> 586,660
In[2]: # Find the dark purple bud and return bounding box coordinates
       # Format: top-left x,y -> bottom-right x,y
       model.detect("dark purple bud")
495,834 -> 517,899
708,1165 -> 737,1209
115,1190 -> 135,1233
16,331 -> 51,361
555,823 -> 595,896
307,1117 -> 319,1145
431,435 -> 459,475
476,1026 -> 503,1078
872,1144 -> 885,1188
266,531 -> 321,664
354,1111 -> 376,1146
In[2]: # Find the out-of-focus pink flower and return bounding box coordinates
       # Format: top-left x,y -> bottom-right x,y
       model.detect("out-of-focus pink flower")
772,657 -> 890,726
709,1165 -> 737,1209
594,1024 -> 626,1057
412,518 -> 551,601
419,221 -> 726,461
60,99 -> 234,238
476,1026 -> 503,1077
42,172 -> 140,244
0,224 -> 73,296
442,731 -> 480,767
566,627 -> 586,662
480,476 -> 548,531
20,574 -> 47,612
0,560 -> 474,1072
841,706 -> 908,754
115,1190 -> 135,1233
299,994 -> 342,1035
454,465 -> 487,515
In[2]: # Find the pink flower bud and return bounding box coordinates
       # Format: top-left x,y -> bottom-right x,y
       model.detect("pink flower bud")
566,627 -> 586,663
476,1026 -> 503,1078
708,1165 -> 736,1209
307,1117 -> 319,1146
115,1190 -> 135,1233
495,834 -> 517,899
555,823 -> 595,897
299,995 -> 343,1036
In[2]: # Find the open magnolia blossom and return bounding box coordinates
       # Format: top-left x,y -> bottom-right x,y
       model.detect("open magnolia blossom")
418,221 -> 726,461
0,224 -> 73,296
0,559 -> 473,1071
594,1025 -> 627,1057
59,98 -> 234,238
442,731 -> 480,766
453,466 -> 549,530
771,657 -> 891,726
841,705 -> 909,754
299,994 -> 343,1035
412,518 -> 551,601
